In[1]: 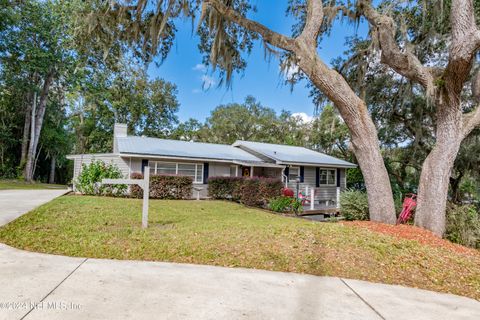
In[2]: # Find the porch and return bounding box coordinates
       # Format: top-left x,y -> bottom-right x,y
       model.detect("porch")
294,185 -> 341,215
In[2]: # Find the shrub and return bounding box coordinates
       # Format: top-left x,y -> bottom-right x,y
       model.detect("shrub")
340,190 -> 369,221
75,160 -> 127,196
130,173 -> 193,200
269,196 -> 303,214
446,204 -> 480,249
282,188 -> 294,197
238,178 -> 262,207
208,177 -> 243,200
208,176 -> 283,208
258,178 -> 284,205
130,172 -> 144,198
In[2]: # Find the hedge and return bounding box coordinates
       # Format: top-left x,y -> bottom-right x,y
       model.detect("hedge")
130,172 -> 193,200
207,177 -> 244,200
208,176 -> 283,208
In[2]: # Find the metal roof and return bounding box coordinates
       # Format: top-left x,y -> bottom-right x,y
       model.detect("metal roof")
117,136 -> 263,162
232,140 -> 357,168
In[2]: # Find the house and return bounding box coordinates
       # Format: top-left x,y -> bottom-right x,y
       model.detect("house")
67,123 -> 356,208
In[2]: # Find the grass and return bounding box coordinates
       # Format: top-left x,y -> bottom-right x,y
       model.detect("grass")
0,195 -> 479,300
0,179 -> 67,190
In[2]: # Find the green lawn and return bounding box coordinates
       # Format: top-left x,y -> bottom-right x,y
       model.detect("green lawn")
0,179 -> 67,190
0,195 -> 479,300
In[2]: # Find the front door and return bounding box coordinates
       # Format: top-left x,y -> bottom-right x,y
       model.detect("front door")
241,166 -> 251,177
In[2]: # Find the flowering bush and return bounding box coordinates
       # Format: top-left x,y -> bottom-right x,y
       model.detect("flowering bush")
269,196 -> 303,214
282,188 -> 294,197
75,160 -> 126,196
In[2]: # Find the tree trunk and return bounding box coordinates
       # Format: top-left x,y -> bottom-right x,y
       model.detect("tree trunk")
20,101 -> 32,168
295,45 -> 396,224
203,0 -> 397,224
415,104 -> 463,236
350,118 -> 397,224
449,172 -> 464,204
24,92 -> 37,182
49,156 -> 56,184
24,71 -> 55,182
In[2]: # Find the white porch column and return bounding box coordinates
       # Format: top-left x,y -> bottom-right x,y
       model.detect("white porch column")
310,189 -> 315,210
336,187 -> 341,209
250,166 -> 254,177
142,167 -> 150,229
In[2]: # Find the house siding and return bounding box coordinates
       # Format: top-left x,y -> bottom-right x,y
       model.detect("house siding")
71,154 -> 349,201
340,168 -> 346,189
72,154 -> 130,179
286,167 -> 346,204
71,154 -> 130,191
129,158 -> 142,174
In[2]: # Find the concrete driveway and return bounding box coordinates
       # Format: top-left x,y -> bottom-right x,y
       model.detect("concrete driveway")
0,244 -> 478,320
0,189 -> 68,227
0,189 -> 478,319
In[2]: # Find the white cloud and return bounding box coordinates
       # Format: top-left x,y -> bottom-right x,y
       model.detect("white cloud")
280,63 -> 300,81
291,112 -> 313,123
192,63 -> 216,91
283,65 -> 299,80
192,63 -> 207,72
201,75 -> 216,89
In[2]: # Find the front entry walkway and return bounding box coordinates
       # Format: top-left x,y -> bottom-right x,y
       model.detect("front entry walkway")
0,189 -> 69,227
0,244 -> 478,320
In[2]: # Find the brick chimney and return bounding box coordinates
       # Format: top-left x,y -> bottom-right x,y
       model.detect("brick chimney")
113,123 -> 128,154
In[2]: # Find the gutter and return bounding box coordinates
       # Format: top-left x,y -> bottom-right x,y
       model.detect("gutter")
276,161 -> 357,169
119,153 -> 262,165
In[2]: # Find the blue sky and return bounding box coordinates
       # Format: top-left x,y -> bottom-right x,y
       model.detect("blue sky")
148,1 -> 368,122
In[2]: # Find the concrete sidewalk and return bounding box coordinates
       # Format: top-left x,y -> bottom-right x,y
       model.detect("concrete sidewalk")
0,244 -> 478,320
0,189 -> 68,227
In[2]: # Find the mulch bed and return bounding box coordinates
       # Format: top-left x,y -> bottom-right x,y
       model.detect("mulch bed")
342,221 -> 479,256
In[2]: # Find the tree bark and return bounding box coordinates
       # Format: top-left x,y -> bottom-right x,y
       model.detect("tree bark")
49,156 -> 56,184
204,0 -> 397,224
415,103 -> 464,236
20,74 -> 38,170
24,71 -> 55,182
295,42 -> 396,223
20,101 -> 31,168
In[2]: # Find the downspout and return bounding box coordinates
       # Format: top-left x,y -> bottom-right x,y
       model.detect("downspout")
282,167 -> 288,188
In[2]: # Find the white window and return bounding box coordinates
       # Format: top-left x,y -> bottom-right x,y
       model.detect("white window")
149,161 -> 204,184
230,165 -> 238,177
288,166 -> 300,182
319,168 -> 336,186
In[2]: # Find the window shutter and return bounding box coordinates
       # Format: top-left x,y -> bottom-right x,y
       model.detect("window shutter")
284,167 -> 290,182
315,167 -> 320,187
141,159 -> 148,174
336,169 -> 341,187
300,166 -> 305,183
203,163 -> 209,184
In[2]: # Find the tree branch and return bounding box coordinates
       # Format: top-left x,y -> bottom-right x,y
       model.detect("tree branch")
203,0 -> 295,51
357,0 -> 434,94
298,0 -> 323,47
444,0 -> 480,95
463,105 -> 480,137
